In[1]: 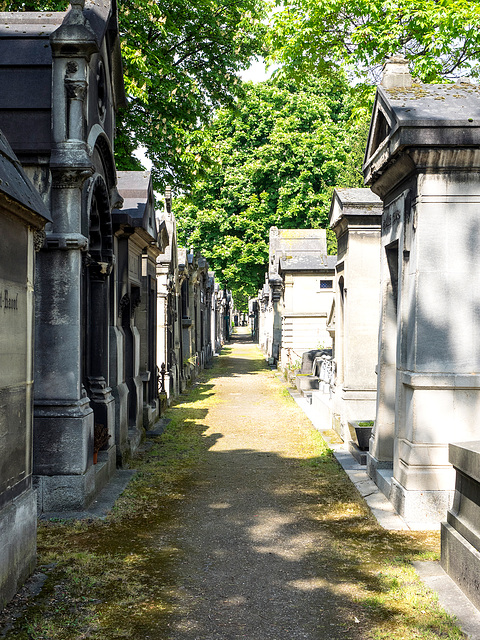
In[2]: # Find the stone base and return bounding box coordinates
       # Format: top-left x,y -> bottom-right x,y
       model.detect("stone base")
367,452 -> 393,486
295,375 -> 319,394
311,390 -> 333,430
158,392 -> 168,416
390,477 -> 452,527
348,441 -> 367,466
0,488 -> 37,611
34,444 -> 117,513
34,467 -> 96,512
94,444 -> 117,497
111,381 -> 129,466
441,521 -> 480,609
128,425 -> 143,455
33,398 -> 94,476
368,453 -> 451,527
143,401 -> 158,430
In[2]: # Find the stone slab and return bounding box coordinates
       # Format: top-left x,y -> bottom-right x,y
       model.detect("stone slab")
40,469 -> 136,521
414,560 -> 480,639
390,477 -> 451,529
348,440 -> 367,466
449,441 -> 480,484
376,468 -> 393,499
146,417 -> 171,438
0,488 -> 36,611
441,521 -> 480,611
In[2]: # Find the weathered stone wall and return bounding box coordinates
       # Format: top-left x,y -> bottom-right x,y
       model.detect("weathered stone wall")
0,128 -> 50,608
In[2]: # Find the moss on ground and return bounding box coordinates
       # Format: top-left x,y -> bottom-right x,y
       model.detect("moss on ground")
0,343 -> 466,639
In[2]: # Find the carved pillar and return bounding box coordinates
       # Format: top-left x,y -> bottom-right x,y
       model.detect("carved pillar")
269,273 -> 283,363
86,261 -> 114,449
33,0 -> 102,512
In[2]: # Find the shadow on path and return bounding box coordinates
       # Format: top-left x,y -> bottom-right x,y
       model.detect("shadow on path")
157,339 -> 443,640
23,336 -> 448,640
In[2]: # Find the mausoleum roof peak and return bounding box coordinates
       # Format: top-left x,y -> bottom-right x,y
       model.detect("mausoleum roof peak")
364,79 -> 480,189
329,188 -> 382,228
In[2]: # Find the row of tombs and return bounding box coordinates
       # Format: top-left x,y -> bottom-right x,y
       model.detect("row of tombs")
0,0 -> 233,609
251,58 -> 480,610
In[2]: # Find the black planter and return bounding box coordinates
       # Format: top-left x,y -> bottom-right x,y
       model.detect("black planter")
348,421 -> 374,452
354,426 -> 373,451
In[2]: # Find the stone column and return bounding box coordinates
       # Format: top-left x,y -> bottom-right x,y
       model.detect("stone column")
33,0 -> 100,512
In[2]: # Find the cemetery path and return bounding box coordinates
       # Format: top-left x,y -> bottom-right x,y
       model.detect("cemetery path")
163,328 -> 369,640
3,327 -> 451,640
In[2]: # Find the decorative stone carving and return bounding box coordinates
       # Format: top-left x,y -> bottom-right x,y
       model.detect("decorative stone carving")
45,232 -> 88,250
33,229 -> 46,252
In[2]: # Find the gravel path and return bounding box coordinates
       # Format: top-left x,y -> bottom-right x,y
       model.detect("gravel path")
166,329 -> 364,640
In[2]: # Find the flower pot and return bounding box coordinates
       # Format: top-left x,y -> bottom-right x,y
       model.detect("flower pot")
355,426 -> 373,451
347,421 -> 374,451
93,451 -> 98,465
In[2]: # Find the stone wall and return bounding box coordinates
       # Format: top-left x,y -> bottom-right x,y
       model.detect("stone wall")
0,129 -> 50,608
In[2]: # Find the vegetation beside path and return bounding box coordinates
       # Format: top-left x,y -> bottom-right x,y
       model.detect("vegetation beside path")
0,345 -> 465,639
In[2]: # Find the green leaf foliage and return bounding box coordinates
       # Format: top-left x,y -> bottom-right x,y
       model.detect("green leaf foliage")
0,0 -> 268,191
117,0 -> 268,189
267,0 -> 480,83
174,73 -> 372,309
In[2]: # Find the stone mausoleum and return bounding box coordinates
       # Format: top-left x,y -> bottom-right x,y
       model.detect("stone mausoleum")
0,129 -> 51,608
313,188 -> 382,443
364,58 -> 480,527
258,227 -> 336,367
0,0 -> 127,511
112,170 -> 165,462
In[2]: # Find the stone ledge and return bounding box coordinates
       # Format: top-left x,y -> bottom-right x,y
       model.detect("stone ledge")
39,469 -> 136,521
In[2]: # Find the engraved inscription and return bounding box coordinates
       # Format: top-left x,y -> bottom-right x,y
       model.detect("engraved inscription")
0,289 -> 19,311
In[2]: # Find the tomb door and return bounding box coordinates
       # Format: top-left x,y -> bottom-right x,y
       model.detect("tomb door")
123,285 -> 141,428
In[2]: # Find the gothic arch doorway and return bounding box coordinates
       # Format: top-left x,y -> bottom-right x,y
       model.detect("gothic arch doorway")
82,173 -> 115,454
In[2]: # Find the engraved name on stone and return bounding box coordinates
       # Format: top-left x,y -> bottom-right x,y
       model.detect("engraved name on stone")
0,289 -> 19,311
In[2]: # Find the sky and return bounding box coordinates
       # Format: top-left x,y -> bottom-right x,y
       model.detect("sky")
240,57 -> 276,83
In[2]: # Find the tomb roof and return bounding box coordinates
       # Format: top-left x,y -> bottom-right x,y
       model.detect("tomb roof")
329,188 -> 382,229
156,215 -> 176,264
0,12 -> 63,39
0,1 -> 121,52
278,253 -> 336,272
364,80 -> 480,186
380,82 -> 480,126
269,227 -> 327,257
0,1 -> 125,157
269,227 -> 332,274
113,171 -> 157,242
0,127 -> 51,222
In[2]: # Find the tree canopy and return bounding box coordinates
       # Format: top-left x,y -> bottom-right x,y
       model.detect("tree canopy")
173,74 -> 372,309
117,0 -> 267,189
267,0 -> 480,83
0,0 -> 268,191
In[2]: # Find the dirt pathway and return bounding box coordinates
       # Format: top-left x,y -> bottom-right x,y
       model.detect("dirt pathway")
166,329 -> 367,639
4,328 -> 458,640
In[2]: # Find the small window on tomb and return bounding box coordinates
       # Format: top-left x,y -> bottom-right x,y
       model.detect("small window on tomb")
320,280 -> 333,289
